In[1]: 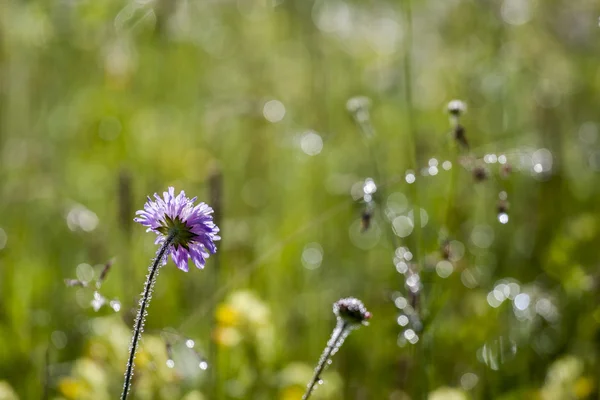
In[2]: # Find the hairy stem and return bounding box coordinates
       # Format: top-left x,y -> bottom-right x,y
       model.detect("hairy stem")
302,321 -> 349,400
121,234 -> 174,400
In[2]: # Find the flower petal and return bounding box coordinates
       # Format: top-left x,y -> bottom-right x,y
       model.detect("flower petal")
189,244 -> 208,269
171,246 -> 189,272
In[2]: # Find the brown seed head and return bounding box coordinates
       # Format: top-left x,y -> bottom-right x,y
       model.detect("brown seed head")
473,166 -> 488,182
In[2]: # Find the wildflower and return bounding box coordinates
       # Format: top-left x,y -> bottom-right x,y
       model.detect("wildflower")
346,96 -> 371,114
121,188 -> 220,400
447,99 -> 467,117
134,187 -> 220,271
333,297 -> 372,326
57,377 -> 85,399
302,298 -> 371,400
446,100 -> 469,150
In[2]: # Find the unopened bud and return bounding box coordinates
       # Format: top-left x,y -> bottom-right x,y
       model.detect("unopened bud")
333,297 -> 372,326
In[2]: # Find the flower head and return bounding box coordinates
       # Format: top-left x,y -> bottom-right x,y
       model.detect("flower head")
134,187 -> 220,271
447,99 -> 467,116
333,297 -> 371,326
346,96 -> 372,114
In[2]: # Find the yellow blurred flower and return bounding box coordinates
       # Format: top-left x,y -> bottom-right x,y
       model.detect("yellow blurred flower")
229,291 -> 271,327
213,290 -> 275,361
57,377 -> 86,399
135,348 -> 151,369
574,377 -> 594,398
280,386 -> 304,400
213,326 -> 242,347
216,304 -> 240,327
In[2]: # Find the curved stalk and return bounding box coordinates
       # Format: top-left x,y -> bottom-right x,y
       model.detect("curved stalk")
121,234 -> 174,400
302,321 -> 349,400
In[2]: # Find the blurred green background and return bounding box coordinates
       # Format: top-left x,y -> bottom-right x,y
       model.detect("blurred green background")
2,0 -> 600,399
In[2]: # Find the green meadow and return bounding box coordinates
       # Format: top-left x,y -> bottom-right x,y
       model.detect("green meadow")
1,0 -> 600,399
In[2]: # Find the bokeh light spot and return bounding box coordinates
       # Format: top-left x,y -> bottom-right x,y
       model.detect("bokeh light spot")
471,225 -> 494,249
392,216 -> 414,238
302,242 -> 324,270
263,100 -> 286,123
300,131 -> 323,156
436,260 -> 453,278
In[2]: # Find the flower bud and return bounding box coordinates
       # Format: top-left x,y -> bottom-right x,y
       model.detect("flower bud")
333,297 -> 372,326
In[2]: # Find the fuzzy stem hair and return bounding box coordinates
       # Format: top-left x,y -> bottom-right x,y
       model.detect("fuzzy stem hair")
121,234 -> 175,400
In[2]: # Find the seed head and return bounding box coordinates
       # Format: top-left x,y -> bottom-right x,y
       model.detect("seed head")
497,199 -> 509,214
333,297 -> 371,326
346,96 -> 372,114
473,166 -> 488,182
447,100 -> 467,117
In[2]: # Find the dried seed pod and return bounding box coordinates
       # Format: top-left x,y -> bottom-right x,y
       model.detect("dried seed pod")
361,209 -> 372,232
441,240 -> 451,260
472,166 -> 488,182
97,259 -> 114,287
500,163 -> 512,179
453,124 -> 469,150
497,199 -> 510,214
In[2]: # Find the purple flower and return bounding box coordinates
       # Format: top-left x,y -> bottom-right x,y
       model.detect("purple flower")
134,187 -> 220,271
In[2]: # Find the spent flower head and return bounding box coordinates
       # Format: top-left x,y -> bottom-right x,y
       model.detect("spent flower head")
303,297 -> 371,400
134,187 -> 220,271
347,96 -> 375,137
447,99 -> 467,117
333,297 -> 372,326
346,96 -> 372,114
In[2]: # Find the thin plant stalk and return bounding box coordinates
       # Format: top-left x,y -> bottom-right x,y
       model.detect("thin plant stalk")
207,166 -> 223,398
122,187 -> 219,398
43,346 -> 49,400
121,234 -> 175,400
349,103 -> 400,252
303,298 -> 370,399
302,321 -> 350,400
400,0 -> 428,395
400,0 -> 423,273
444,124 -> 460,231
